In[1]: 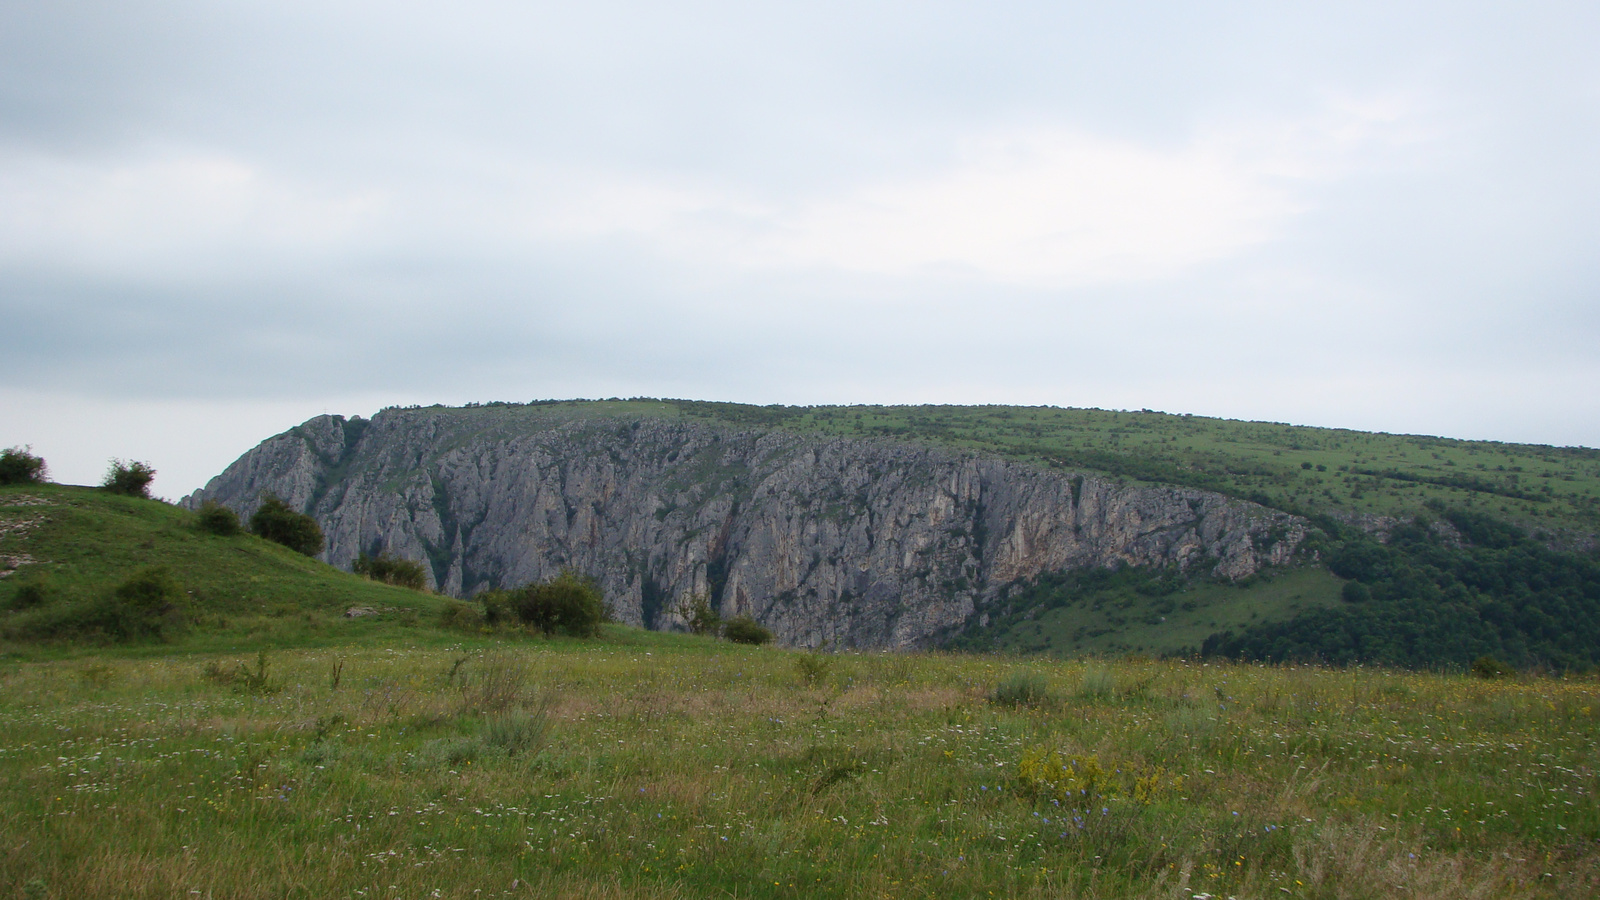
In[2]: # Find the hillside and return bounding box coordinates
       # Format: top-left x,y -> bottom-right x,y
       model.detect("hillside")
0,483 -> 447,653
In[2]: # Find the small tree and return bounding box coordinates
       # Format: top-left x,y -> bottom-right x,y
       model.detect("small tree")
676,592 -> 722,636
0,446 -> 47,485
353,551 -> 428,590
249,493 -> 324,556
195,501 -> 243,536
723,615 -> 774,645
101,459 -> 155,497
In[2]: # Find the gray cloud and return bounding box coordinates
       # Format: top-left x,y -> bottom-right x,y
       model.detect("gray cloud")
3,1 -> 1598,495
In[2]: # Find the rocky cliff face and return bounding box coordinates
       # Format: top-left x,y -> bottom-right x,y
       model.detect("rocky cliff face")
184,406 -> 1308,649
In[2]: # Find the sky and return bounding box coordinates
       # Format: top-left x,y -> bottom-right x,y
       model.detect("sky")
3,1 -> 1598,499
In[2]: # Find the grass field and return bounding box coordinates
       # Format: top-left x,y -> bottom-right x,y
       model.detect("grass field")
1,635 -> 1596,899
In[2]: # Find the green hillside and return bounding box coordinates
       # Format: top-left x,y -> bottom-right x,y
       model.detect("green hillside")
0,483 -> 448,655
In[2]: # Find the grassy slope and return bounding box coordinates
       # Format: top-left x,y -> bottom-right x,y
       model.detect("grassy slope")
0,637 -> 1594,899
0,483 -> 451,657
972,567 -> 1347,658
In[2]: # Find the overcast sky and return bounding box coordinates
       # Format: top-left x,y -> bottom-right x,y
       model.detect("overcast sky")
3,1 -> 1598,498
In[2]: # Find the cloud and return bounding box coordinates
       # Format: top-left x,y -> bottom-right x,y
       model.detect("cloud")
0,146 -> 386,278
500,95 -> 1434,290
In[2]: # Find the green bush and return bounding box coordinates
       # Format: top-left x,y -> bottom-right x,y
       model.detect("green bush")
723,615 -> 774,645
0,446 -> 47,485
509,570 -> 607,638
353,551 -> 428,589
194,501 -> 243,536
992,670 -> 1052,708
677,592 -> 722,636
101,459 -> 155,497
9,571 -> 52,609
484,701 -> 553,757
795,653 -> 833,687
474,589 -> 515,627
22,567 -> 189,642
438,600 -> 484,631
249,493 -> 324,556
1471,655 -> 1515,679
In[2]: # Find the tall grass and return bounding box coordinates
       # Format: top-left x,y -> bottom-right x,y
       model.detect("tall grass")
0,643 -> 1595,899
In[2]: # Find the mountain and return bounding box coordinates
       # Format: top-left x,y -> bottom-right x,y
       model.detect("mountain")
182,401 -> 1307,649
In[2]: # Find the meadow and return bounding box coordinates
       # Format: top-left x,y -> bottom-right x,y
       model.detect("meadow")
3,633 -> 1596,899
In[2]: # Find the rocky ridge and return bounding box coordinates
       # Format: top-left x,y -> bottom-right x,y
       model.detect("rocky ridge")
183,405 -> 1309,648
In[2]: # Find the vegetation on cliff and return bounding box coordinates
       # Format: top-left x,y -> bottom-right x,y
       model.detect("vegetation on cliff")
1206,510 -> 1600,671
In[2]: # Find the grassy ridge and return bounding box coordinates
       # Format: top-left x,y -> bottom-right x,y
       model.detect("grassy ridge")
1,638 -> 1595,898
379,399 -> 1600,540
661,400 -> 1600,539
0,484 -> 447,655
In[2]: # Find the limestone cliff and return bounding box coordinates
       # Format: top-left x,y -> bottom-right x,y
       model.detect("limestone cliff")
184,404 -> 1308,648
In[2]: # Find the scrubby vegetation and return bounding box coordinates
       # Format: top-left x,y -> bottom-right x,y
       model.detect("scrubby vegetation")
99,458 -> 155,497
724,614 -> 775,645
249,492 -> 325,557
475,569 -> 608,638
194,500 -> 243,536
1206,510 -> 1600,671
1,642 -> 1595,899
353,550 -> 429,590
0,446 -> 47,485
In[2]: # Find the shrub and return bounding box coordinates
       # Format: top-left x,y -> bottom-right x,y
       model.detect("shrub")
9,572 -> 52,609
0,446 -> 47,485
194,501 -> 242,536
509,570 -> 607,638
353,551 -> 428,589
992,670 -> 1052,708
112,567 -> 188,639
474,589 -> 515,627
796,653 -> 833,687
249,493 -> 324,556
439,600 -> 484,631
723,615 -> 774,645
1471,655 -> 1515,679
484,699 -> 554,757
101,459 -> 155,497
677,592 -> 722,636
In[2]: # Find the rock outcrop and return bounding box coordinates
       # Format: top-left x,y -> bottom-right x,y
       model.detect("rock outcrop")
184,405 -> 1308,648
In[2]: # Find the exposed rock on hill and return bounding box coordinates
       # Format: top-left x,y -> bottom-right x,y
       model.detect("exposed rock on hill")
184,406 -> 1307,648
